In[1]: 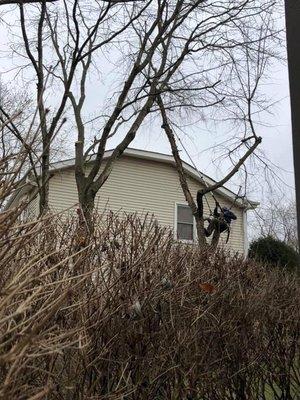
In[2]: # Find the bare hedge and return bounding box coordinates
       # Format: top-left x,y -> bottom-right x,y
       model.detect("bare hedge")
0,211 -> 299,399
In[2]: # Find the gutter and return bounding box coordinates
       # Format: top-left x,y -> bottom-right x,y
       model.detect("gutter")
44,148 -> 258,209
5,148 -> 260,211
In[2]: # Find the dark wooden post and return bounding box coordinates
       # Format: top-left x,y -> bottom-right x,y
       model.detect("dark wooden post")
285,0 -> 300,248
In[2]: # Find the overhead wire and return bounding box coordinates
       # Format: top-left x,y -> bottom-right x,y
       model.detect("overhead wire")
172,130 -> 218,214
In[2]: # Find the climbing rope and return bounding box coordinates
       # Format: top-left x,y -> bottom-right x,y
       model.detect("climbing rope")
172,130 -> 221,215
172,130 -> 246,217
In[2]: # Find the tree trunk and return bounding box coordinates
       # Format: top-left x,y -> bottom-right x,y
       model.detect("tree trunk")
39,139 -> 50,215
78,185 -> 96,230
195,214 -> 207,247
211,228 -> 221,250
157,96 -> 208,249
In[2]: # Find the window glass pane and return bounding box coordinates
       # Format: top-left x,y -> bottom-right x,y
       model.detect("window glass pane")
177,205 -> 193,223
177,223 -> 193,240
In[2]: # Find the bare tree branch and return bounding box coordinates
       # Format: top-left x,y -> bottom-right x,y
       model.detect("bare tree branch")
0,0 -> 56,5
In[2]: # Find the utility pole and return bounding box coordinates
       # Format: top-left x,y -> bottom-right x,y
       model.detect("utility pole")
285,0 -> 300,248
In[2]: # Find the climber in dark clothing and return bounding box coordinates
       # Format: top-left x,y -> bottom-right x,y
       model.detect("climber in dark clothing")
204,204 -> 237,238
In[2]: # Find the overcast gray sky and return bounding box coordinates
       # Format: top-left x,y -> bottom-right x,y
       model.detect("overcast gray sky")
106,55 -> 295,204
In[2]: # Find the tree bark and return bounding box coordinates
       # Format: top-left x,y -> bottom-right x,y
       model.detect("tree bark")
157,95 -> 207,247
39,138 -> 50,215
210,228 -> 221,250
78,185 -> 96,230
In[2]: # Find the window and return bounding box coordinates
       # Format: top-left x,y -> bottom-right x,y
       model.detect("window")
176,204 -> 195,241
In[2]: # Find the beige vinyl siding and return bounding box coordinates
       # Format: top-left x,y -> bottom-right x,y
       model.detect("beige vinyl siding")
28,191 -> 39,219
48,156 -> 245,253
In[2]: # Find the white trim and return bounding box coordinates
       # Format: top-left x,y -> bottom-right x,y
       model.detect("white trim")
43,148 -> 258,210
243,210 -> 249,255
174,202 -> 197,243
8,147 -> 259,212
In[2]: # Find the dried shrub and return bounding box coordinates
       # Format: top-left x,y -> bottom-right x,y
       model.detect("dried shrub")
0,212 -> 299,399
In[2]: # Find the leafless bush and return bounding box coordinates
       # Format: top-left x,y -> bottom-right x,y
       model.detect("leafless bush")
0,211 -> 299,399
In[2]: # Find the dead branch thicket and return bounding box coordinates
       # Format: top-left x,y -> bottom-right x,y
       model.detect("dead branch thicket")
0,210 -> 299,400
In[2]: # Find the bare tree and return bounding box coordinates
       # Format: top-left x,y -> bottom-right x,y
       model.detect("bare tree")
0,83 -> 39,205
156,18 -> 276,248
0,82 -> 49,236
252,195 -> 298,251
58,0 -> 278,225
7,0 -> 278,228
12,0 -> 147,216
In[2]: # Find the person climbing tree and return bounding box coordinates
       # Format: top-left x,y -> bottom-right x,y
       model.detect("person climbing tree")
204,203 -> 237,239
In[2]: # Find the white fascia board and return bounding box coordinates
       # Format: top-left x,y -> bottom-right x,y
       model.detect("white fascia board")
243,209 -> 249,255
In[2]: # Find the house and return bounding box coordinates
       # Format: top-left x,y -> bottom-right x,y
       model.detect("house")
7,148 -> 258,253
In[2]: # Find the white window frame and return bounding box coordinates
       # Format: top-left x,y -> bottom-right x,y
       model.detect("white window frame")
174,202 -> 197,243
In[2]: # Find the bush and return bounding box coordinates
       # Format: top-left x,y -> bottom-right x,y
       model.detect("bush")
249,235 -> 300,271
0,213 -> 299,399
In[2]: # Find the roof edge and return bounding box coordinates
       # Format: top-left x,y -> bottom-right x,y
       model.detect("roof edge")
47,148 -> 258,209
